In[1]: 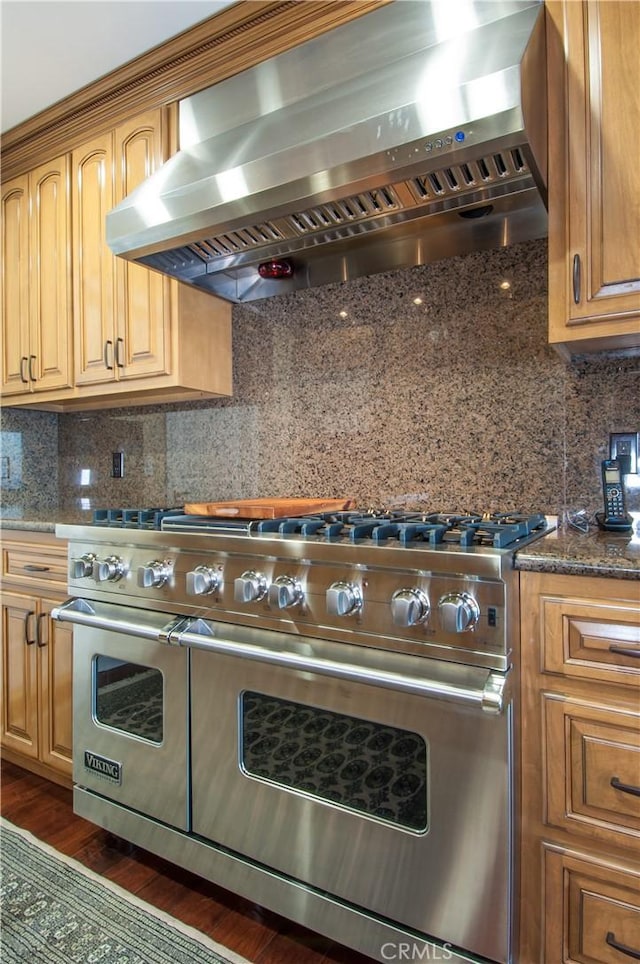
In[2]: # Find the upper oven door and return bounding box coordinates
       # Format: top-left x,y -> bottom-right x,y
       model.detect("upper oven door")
66,601 -> 190,830
187,620 -> 513,964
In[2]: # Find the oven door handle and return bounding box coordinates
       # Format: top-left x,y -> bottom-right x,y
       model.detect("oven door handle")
51,600 -> 507,713
50,597 -> 189,642
176,620 -> 508,714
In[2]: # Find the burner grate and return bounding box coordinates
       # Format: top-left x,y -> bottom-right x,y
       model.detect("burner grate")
93,508 -> 182,529
255,510 -> 547,548
92,505 -> 549,548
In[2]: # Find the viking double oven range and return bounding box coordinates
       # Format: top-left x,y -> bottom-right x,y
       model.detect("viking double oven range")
54,507 -> 553,964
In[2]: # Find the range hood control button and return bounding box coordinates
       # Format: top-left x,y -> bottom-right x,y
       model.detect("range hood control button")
70,552 -> 96,579
268,575 -> 303,610
391,588 -> 430,627
326,581 -> 362,617
93,556 -> 125,583
186,566 -> 220,596
138,560 -> 173,589
234,570 -> 267,604
438,592 -> 480,633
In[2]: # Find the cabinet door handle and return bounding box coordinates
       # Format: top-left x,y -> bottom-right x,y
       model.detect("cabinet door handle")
20,356 -> 29,384
36,612 -> 48,647
115,337 -> 125,369
24,611 -> 36,645
609,645 -> 640,658
104,340 -> 114,370
606,932 -> 640,961
610,776 -> 640,798
23,564 -> 51,572
572,253 -> 581,304
28,354 -> 37,382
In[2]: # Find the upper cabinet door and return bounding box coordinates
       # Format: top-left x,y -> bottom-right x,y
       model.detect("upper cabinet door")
1,176 -> 30,395
113,109 -> 170,381
72,135 -> 116,386
1,157 -> 72,397
548,0 -> 640,353
29,156 -> 72,392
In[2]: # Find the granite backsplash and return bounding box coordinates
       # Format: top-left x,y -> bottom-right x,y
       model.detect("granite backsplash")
2,239 -> 639,521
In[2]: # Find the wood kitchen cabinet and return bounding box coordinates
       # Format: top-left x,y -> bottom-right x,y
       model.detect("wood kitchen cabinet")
73,110 -> 169,388
0,531 -> 72,786
69,105 -> 232,409
519,571 -> 640,963
1,155 -> 72,397
547,1 -> 640,355
1,107 -> 231,412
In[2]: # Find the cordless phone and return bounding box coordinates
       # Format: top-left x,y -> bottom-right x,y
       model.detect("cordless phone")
596,459 -> 633,532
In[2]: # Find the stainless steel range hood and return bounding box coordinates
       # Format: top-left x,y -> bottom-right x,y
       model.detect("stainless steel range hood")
106,0 -> 548,304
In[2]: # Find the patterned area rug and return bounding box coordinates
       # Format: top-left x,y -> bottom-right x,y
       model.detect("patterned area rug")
0,818 -> 251,964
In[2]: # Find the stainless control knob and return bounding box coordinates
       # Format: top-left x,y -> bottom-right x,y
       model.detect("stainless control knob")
186,566 -> 220,596
438,592 -> 480,633
70,552 -> 96,579
391,588 -> 430,627
326,581 -> 362,617
234,570 -> 267,603
268,575 -> 303,610
92,555 -> 125,583
137,560 -> 172,589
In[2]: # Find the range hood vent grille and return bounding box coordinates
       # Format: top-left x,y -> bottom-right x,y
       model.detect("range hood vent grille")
149,147 -> 536,278
287,186 -> 401,236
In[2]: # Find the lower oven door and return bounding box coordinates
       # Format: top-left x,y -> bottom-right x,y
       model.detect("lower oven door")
186,621 -> 513,964
56,599 -> 190,830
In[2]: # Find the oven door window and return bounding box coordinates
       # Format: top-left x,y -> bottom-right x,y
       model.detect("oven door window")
240,691 -> 428,831
93,656 -> 163,744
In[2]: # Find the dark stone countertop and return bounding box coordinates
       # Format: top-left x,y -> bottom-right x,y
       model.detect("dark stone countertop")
3,512 -> 640,580
515,518 -> 640,580
0,511 -> 91,533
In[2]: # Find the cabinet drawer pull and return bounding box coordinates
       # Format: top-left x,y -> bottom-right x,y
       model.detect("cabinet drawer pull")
606,931 -> 640,961
610,776 -> 640,798
115,337 -> 125,369
609,645 -> 640,658
23,564 -> 51,572
104,340 -> 114,370
572,253 -> 581,304
36,612 -> 48,647
24,611 -> 36,645
28,354 -> 37,382
20,356 -> 29,384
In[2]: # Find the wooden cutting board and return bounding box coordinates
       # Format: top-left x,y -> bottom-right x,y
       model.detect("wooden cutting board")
183,497 -> 357,519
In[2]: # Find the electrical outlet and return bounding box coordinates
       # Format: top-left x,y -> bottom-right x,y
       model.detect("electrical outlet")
112,452 -> 124,478
609,432 -> 639,475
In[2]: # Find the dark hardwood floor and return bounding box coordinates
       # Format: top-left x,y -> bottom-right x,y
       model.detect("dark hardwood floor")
1,759 -> 374,964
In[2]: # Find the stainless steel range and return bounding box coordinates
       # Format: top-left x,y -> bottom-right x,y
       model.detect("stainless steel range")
54,508 -> 553,964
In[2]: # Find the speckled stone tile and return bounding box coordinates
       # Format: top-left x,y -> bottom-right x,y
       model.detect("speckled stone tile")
160,240 -> 571,513
56,409 -> 169,513
0,408 -> 58,519
563,354 -> 640,516
2,237 -> 640,524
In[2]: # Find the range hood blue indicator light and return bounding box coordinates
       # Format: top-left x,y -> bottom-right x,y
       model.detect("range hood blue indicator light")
455,131 -> 466,142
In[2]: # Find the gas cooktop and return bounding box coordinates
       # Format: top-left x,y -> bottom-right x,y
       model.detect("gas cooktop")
90,506 -> 551,551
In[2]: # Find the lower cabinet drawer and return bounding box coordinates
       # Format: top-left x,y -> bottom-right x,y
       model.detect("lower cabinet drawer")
544,695 -> 640,844
545,848 -> 640,964
539,593 -> 640,685
2,541 -> 67,590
